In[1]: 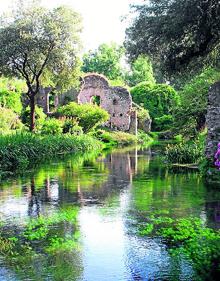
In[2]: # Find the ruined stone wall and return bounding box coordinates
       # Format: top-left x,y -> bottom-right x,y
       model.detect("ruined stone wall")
78,74 -> 133,132
206,82 -> 220,162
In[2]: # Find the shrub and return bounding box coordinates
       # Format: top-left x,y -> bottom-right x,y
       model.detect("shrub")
41,118 -> 63,135
137,107 -> 151,132
57,102 -> 109,133
63,119 -> 83,135
131,82 -> 179,130
0,107 -> 23,135
21,106 -> 46,131
0,77 -> 25,114
165,140 -> 204,164
154,114 -> 173,131
94,130 -> 138,146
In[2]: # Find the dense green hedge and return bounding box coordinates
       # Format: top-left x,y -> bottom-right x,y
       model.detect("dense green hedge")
57,102 -> 109,133
131,82 -> 179,130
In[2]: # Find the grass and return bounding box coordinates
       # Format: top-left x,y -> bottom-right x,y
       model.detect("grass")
0,133 -> 103,174
93,129 -> 153,147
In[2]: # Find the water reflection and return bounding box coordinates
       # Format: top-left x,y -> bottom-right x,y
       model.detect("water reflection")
0,146 -> 220,280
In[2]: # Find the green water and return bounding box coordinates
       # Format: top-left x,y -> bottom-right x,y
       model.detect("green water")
0,145 -> 219,280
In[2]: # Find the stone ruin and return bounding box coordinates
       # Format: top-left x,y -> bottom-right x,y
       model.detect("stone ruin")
22,87 -> 78,114
206,82 -> 220,162
78,74 -> 138,134
31,73 -> 151,135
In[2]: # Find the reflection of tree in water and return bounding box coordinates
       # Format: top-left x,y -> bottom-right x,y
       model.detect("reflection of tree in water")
27,178 -> 41,217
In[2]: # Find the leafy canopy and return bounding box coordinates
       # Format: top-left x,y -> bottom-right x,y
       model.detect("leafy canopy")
0,1 -> 83,95
82,43 -> 125,81
131,82 -> 179,130
125,55 -> 155,86
125,0 -> 220,76
174,67 -> 220,134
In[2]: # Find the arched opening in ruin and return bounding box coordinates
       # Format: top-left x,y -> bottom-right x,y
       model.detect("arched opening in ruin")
113,99 -> 118,105
91,95 -> 101,106
47,92 -> 59,113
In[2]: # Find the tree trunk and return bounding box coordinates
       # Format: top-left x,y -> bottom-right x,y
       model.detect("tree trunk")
30,94 -> 35,132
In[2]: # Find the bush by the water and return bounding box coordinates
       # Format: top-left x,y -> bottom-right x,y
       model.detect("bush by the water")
57,102 -> 109,133
131,82 -> 179,131
165,140 -> 204,164
94,130 -> 138,146
0,133 -> 103,173
0,107 -> 23,135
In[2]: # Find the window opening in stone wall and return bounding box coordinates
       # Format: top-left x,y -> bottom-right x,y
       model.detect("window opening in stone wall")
113,99 -> 118,105
91,95 -> 101,106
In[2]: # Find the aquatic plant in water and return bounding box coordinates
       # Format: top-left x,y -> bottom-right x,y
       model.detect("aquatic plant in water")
0,207 -> 80,268
139,215 -> 220,280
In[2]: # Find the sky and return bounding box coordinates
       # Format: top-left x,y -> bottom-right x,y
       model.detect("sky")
0,0 -> 143,52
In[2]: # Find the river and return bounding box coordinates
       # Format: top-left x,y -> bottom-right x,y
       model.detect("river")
0,145 -> 219,281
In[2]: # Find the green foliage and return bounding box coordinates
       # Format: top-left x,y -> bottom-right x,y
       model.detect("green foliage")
21,106 -> 46,131
139,214 -> 220,279
175,67 -> 220,134
93,130 -> 138,146
0,107 -> 23,135
154,115 -> 174,131
63,119 -> 83,135
57,102 -> 109,133
137,107 -> 151,132
0,207 -> 80,272
82,43 -> 125,81
0,77 -> 25,114
41,118 -> 63,135
0,1 -> 83,131
137,130 -> 154,145
125,55 -> 155,86
0,133 -> 103,173
125,0 -> 220,76
131,82 -> 179,130
165,140 -> 204,164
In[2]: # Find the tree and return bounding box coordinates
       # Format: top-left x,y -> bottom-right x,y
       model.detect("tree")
0,1 -> 82,131
174,67 -> 220,134
125,0 -> 220,76
82,43 -> 125,81
125,55 -> 155,86
131,82 -> 179,130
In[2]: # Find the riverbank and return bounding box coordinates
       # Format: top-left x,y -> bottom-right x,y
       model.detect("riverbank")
0,133 -> 103,177
0,131 -> 152,178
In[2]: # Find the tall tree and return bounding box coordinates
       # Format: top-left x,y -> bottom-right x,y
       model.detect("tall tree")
82,43 -> 125,81
0,1 -> 82,131
125,55 -> 155,86
125,0 -> 220,76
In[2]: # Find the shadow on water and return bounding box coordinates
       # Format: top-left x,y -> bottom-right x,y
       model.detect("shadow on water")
0,145 -> 220,280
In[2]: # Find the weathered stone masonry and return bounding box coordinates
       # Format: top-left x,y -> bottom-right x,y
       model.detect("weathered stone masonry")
206,82 -> 220,162
78,74 -> 138,133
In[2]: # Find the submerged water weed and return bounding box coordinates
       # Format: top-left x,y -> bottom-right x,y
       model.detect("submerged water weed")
139,216 -> 220,279
0,207 -> 80,267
